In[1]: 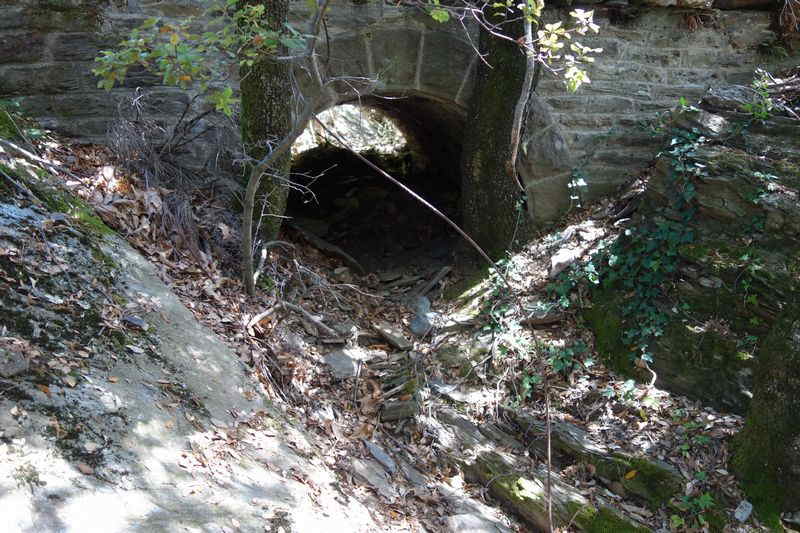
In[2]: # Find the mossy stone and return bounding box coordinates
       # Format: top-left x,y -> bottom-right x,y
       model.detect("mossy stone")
732,304 -> 800,525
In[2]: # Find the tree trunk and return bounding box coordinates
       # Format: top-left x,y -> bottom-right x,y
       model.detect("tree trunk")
732,304 -> 800,527
239,0 -> 292,243
460,16 -> 533,259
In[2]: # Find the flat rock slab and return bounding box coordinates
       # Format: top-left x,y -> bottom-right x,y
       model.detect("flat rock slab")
444,514 -> 514,533
324,347 -> 368,378
0,346 -> 28,378
0,221 -> 380,532
351,458 -> 399,503
324,347 -> 384,379
373,321 -> 412,350
438,483 -> 514,533
363,439 -> 397,474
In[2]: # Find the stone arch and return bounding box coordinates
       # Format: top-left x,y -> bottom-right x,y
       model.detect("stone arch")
301,11 -> 574,226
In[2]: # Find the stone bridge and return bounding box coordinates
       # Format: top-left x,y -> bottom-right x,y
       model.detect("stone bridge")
0,0 -> 784,222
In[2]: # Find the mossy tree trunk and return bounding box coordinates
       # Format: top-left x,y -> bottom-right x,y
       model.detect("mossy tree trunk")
732,304 -> 800,526
238,0 -> 292,242
460,14 -> 533,259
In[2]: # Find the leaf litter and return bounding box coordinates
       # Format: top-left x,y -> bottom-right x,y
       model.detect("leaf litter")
0,131 -> 766,532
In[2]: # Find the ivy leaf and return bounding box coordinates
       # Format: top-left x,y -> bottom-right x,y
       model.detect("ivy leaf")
430,7 -> 450,23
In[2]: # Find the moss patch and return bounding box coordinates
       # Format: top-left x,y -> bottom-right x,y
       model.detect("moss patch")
590,455 -> 681,509
26,178 -> 114,237
0,109 -> 20,140
584,286 -> 637,376
732,304 -> 800,523
571,504 -> 651,533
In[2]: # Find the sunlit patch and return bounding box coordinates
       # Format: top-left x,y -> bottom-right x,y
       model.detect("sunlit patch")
292,104 -> 407,156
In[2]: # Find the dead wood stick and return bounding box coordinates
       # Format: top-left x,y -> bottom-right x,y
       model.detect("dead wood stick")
280,301 -> 339,338
247,306 -> 279,332
287,221 -> 366,275
254,240 -> 296,284
0,138 -> 83,183
415,265 -> 452,297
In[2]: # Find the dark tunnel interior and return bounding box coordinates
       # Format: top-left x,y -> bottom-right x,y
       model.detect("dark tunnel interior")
287,95 -> 466,275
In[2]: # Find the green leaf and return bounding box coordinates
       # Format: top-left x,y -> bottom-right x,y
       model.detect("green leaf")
430,7 -> 450,23
142,17 -> 159,29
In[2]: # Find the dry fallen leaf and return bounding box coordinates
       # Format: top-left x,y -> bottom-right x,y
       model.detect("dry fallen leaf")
62,375 -> 78,388
76,462 -> 94,475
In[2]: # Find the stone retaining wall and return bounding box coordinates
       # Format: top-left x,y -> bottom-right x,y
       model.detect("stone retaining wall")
0,0 -> 790,222
538,7 -> 781,202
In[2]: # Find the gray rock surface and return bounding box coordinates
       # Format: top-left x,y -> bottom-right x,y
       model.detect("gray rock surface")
444,514 -> 513,533
324,347 -> 364,379
0,204 -> 380,532
0,347 -> 29,378
363,439 -> 398,474
374,321 -> 412,350
351,458 -> 399,503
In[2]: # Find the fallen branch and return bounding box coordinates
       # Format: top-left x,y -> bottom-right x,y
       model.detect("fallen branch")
254,240 -> 296,284
508,410 -> 682,508
0,138 -> 83,183
246,305 -> 279,332
430,408 -> 649,531
287,221 -> 366,275
414,265 -> 452,298
280,301 -> 339,338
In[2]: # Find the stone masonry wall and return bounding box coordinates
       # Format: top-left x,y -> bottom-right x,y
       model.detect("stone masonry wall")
0,0 -> 791,222
537,7 -> 784,203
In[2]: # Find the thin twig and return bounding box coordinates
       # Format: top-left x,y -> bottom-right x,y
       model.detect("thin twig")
280,301 -> 339,338
247,305 -> 279,331
507,14 -> 536,193
545,378 -> 554,533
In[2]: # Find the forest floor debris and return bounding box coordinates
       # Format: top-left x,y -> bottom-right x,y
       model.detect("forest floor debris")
0,128 -> 765,531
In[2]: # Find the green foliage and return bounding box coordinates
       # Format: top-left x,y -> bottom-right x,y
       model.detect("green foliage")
739,71 -> 775,121
428,1 -> 601,92
551,122 -> 709,370
547,255 -> 600,309
546,340 -> 588,373
757,38 -> 789,59
599,127 -> 705,364
93,0 -> 307,116
427,0 -> 450,22
0,100 -> 46,141
670,492 -> 716,531
519,372 -> 542,400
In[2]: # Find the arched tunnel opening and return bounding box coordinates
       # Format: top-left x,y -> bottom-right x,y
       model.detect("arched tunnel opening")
287,95 -> 465,275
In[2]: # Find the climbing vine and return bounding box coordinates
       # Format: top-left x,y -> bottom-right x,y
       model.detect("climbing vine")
548,115 -> 709,365
601,125 -> 704,363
